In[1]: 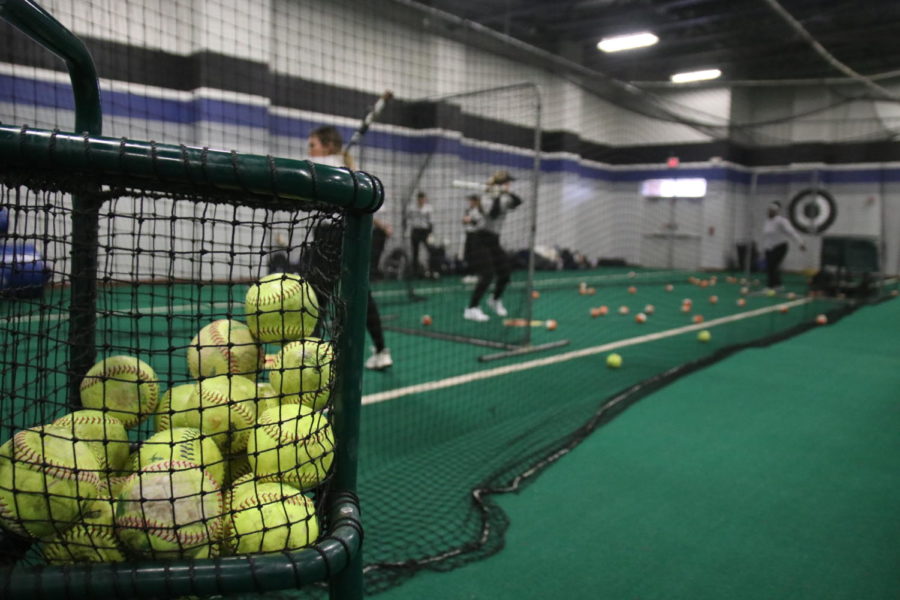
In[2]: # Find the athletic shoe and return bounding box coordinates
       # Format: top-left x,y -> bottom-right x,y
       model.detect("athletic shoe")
365,347 -> 393,370
463,306 -> 490,322
487,297 -> 508,317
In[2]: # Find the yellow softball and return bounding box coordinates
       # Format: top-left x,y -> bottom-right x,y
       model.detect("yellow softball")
187,319 -> 264,381
0,427 -> 103,538
79,356 -> 160,429
246,404 -> 334,491
269,338 -> 335,411
114,459 -> 223,559
228,482 -> 319,555
169,375 -> 257,453
255,381 -> 280,416
245,273 -> 319,343
51,410 -> 130,472
134,427 -> 226,486
42,496 -> 125,564
154,383 -> 194,432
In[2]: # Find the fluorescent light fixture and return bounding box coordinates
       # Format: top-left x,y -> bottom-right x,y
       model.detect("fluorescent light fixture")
641,178 -> 707,198
597,32 -> 659,53
670,68 -> 722,84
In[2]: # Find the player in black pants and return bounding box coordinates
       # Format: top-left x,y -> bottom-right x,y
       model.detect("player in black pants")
304,125 -> 392,370
463,171 -> 522,322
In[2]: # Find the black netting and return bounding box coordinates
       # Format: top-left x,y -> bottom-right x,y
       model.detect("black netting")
0,167 -> 349,571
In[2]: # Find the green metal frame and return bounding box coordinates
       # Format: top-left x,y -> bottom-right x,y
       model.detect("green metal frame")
0,0 -> 105,407
0,1 -> 377,597
0,126 -> 379,600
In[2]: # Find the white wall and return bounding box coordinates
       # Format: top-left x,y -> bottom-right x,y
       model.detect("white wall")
2,0 -> 898,278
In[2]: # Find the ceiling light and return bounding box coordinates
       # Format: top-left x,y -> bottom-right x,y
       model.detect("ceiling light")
670,69 -> 722,84
597,32 -> 659,53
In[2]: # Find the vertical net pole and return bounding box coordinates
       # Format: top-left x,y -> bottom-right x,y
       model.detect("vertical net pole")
0,0 -> 103,407
745,171 -> 759,281
522,85 -> 541,347
329,203 -> 374,600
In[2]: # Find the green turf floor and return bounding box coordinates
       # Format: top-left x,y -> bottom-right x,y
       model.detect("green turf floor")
375,297 -> 900,600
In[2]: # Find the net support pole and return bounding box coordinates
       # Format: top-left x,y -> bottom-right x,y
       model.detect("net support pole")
0,0 -> 104,408
522,84 -> 542,348
745,171 -> 758,280
329,200 -> 375,600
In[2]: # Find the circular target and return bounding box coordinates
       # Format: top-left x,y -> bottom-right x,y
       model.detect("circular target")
788,188 -> 836,234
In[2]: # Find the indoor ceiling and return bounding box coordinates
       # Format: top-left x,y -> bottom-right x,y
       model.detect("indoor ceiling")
420,0 -> 900,84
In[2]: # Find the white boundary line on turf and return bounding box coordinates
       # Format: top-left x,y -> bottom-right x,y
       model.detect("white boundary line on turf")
371,270 -> 675,299
362,297 -> 812,406
0,302 -> 234,326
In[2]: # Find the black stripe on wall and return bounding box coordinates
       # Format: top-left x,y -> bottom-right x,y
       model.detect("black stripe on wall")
2,27 -> 898,167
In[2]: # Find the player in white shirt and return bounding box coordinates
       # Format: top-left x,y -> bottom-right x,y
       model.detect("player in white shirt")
463,170 -> 522,322
408,191 -> 434,278
762,201 -> 805,290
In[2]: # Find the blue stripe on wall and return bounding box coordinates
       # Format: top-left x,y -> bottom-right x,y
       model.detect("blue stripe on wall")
5,73 -> 900,186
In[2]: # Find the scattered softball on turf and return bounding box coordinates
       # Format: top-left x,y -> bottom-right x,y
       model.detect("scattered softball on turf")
545,319 -> 558,331
693,315 -> 704,324
618,306 -> 630,315
627,271 -> 636,279
80,356 -> 159,429
605,353 -> 622,369
780,305 -> 789,314
421,314 -> 433,326
187,319 -> 263,381
627,286 -> 637,294
681,304 -> 692,313
643,304 -> 655,314
531,290 -> 540,299
736,298 -> 746,307
740,286 -> 749,295
245,272 -> 319,343
635,312 -> 647,324
598,305 -> 608,316
697,330 -> 711,343
665,284 -> 674,292
816,314 -> 828,325
787,292 -> 797,300
709,295 -> 718,304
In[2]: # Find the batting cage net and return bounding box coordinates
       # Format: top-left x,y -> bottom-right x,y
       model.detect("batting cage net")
360,83 -> 562,360
2,0 -> 900,598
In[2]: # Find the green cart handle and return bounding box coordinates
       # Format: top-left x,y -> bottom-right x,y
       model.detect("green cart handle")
0,0 -> 102,135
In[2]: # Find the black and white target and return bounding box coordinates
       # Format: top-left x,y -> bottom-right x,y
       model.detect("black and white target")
788,188 -> 837,234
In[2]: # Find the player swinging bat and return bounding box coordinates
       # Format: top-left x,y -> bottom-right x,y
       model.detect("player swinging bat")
344,90 -> 394,153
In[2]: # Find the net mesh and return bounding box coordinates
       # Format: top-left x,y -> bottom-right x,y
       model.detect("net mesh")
362,84 -> 541,354
2,0 -> 900,597
0,163 -> 345,569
